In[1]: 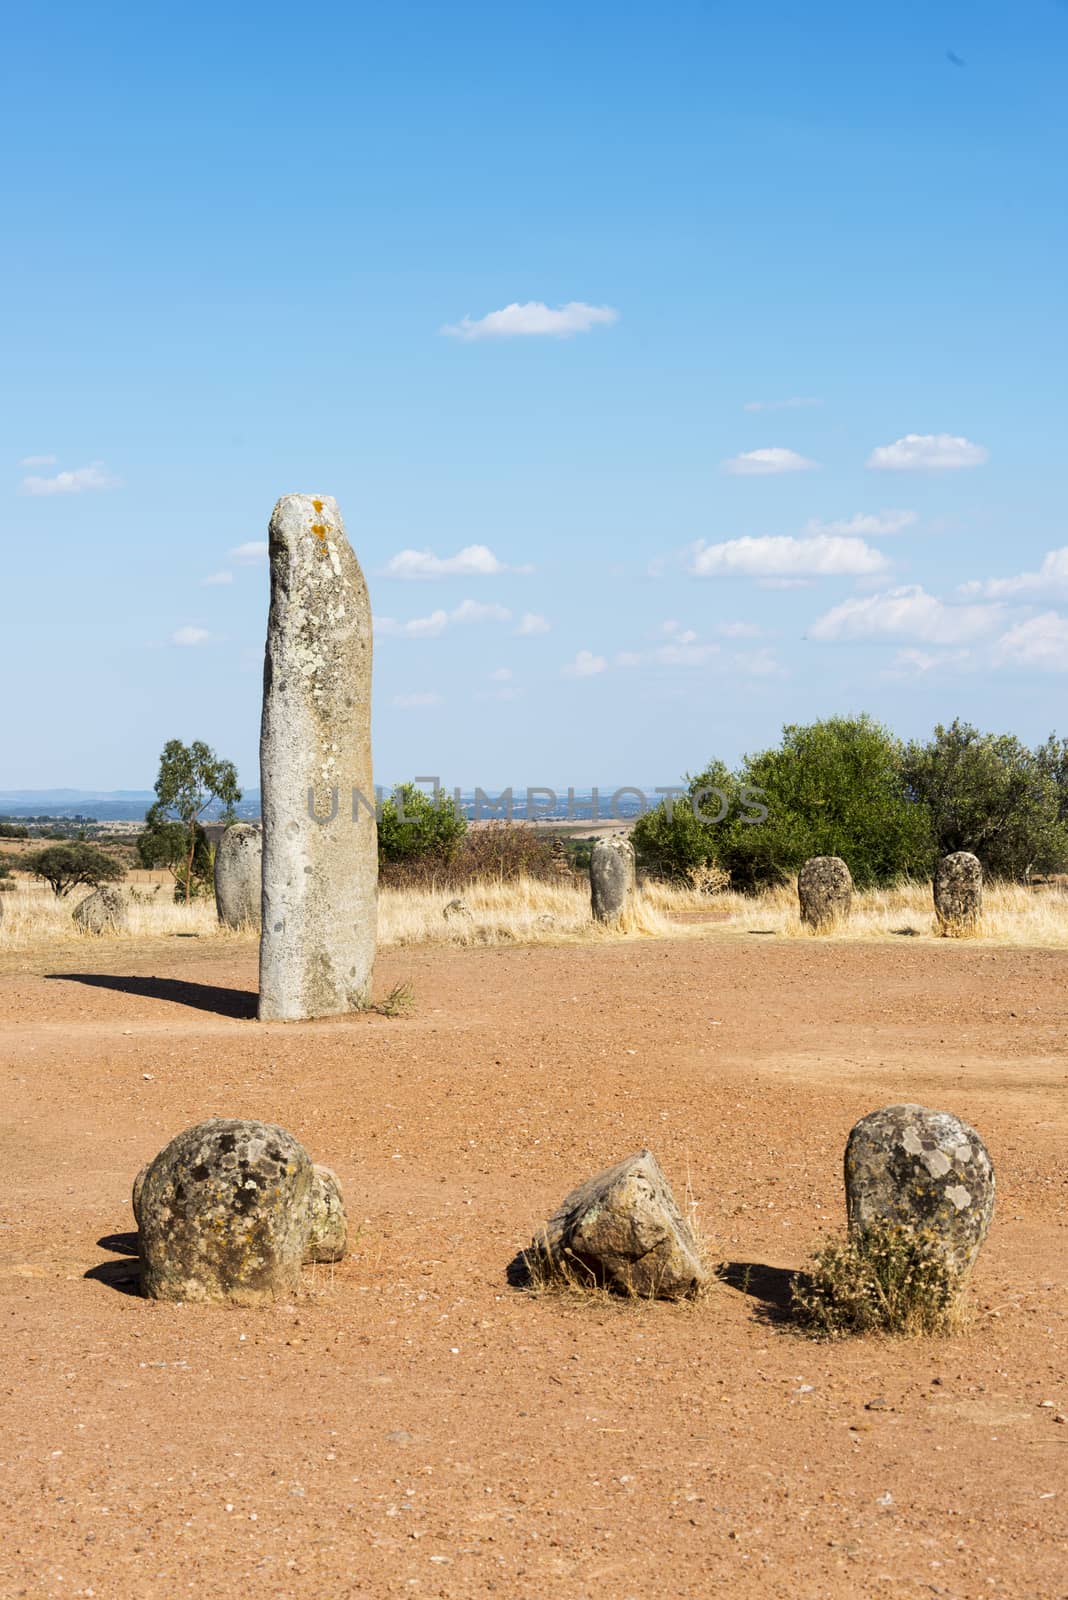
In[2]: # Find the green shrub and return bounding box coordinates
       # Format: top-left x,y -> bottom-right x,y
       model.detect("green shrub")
27,843 -> 125,898
790,1220 -> 964,1338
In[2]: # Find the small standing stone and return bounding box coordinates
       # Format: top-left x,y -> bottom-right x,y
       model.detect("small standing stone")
590,837 -> 635,923
934,851 -> 983,935
844,1103 -> 995,1275
530,1149 -> 705,1299
73,885 -> 127,934
214,823 -> 262,929
798,856 -> 853,931
134,1118 -> 347,1303
259,493 -> 377,1021
442,898 -> 473,922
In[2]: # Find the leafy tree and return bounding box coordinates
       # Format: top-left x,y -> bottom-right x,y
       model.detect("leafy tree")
632,760 -> 746,880
148,739 -> 241,902
904,720 -> 1068,879
137,809 -> 214,894
28,843 -> 125,898
377,783 -> 466,867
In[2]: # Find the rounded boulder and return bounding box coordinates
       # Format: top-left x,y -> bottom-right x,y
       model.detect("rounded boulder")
214,823 -> 262,929
590,838 -> 636,923
798,856 -> 853,931
934,851 -> 982,935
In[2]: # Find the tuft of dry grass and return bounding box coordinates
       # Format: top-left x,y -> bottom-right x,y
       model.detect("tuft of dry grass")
790,1220 -> 969,1339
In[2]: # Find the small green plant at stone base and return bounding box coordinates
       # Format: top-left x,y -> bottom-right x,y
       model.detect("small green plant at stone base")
790,1219 -> 966,1338
369,981 -> 415,1018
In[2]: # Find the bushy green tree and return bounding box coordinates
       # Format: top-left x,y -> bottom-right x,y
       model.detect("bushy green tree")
137,808 -> 214,895
904,720 -> 1068,878
377,783 -> 466,867
148,739 -> 240,902
28,843 -> 125,898
632,760 -> 748,879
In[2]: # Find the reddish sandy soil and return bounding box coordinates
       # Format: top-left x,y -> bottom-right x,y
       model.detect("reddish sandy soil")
1,933 -> 1066,1599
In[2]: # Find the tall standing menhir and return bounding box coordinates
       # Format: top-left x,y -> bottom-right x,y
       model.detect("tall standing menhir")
258,494 -> 377,1020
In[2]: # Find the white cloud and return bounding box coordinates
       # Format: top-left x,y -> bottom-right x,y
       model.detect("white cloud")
171,625 -> 211,647
489,667 -> 513,681
201,570 -> 234,586
20,461 -> 122,496
715,620 -> 762,638
992,613 -> 1068,672
866,433 -> 988,471
882,647 -> 974,680
742,397 -> 821,413
374,599 -> 512,639
441,301 -> 619,340
229,540 -> 268,564
959,546 -> 1068,600
660,620 -> 698,643
732,647 -> 786,678
20,453 -> 57,467
515,611 -> 551,636
393,691 -> 445,709
723,447 -> 819,476
379,543 -> 531,580
562,649 -> 607,678
809,585 -> 1004,645
690,534 -> 888,579
804,510 -> 917,538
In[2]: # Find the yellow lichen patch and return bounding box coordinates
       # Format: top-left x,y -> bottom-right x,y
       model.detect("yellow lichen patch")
311,523 -> 327,541
312,498 -> 324,513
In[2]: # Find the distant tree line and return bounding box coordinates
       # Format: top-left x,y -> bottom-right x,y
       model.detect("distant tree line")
632,716 -> 1068,888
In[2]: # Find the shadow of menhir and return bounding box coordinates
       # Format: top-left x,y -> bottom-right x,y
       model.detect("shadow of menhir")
46,973 -> 257,1020
718,1260 -> 797,1324
85,1231 -> 141,1296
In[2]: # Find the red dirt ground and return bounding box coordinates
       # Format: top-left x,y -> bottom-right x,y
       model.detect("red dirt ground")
1,934 -> 1066,1599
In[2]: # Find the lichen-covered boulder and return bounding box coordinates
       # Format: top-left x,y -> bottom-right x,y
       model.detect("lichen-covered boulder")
798,856 -> 853,931
844,1104 -> 995,1276
214,823 -> 262,929
442,898 -> 473,922
304,1164 -> 348,1263
530,1150 -> 705,1299
134,1118 -> 343,1303
73,885 -> 127,934
590,838 -> 636,923
934,851 -> 982,935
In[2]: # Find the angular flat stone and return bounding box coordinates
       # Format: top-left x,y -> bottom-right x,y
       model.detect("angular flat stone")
844,1103 -> 995,1275
532,1150 -> 705,1300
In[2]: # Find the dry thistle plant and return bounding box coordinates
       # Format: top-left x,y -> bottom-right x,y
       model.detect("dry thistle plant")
790,1220 -> 967,1339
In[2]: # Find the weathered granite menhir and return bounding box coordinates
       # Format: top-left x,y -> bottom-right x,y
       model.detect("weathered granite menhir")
258,494 -> 377,1020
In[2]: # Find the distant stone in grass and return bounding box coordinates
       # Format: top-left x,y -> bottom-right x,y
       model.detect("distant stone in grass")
798,856 -> 853,931
214,822 -> 262,929
134,1118 -> 347,1303
529,1149 -> 705,1300
72,885 -> 127,934
844,1103 -> 995,1276
442,897 -> 473,922
590,837 -> 635,923
934,851 -> 982,935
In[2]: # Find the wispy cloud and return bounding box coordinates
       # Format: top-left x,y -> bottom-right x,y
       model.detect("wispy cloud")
20,461 -> 122,496
742,397 -> 821,413
379,543 -> 532,580
229,540 -> 268,564
171,625 -> 211,647
991,612 -> 1068,671
201,570 -> 234,587
561,649 -> 607,678
883,647 -> 974,680
489,667 -> 513,681
441,301 -> 619,340
959,546 -> 1068,600
19,453 -> 57,468
393,691 -> 445,709
723,447 -> 820,476
804,510 -> 917,538
866,433 -> 988,471
374,599 -> 512,639
515,611 -> 551,636
690,534 -> 888,579
809,585 -> 1004,644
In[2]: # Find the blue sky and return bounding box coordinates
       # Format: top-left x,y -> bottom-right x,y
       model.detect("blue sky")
3,0 -> 1067,792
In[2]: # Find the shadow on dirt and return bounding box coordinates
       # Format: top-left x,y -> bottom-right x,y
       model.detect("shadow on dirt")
85,1231 -> 141,1296
718,1260 -> 796,1323
46,973 -> 257,1019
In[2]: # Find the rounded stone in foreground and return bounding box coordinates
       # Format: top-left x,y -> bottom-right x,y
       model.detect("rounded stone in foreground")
214,823 -> 262,929
934,851 -> 982,935
442,897 -> 473,922
304,1164 -> 348,1263
137,1119 -> 314,1304
844,1103 -> 995,1275
73,885 -> 127,934
590,838 -> 636,923
798,856 -> 853,931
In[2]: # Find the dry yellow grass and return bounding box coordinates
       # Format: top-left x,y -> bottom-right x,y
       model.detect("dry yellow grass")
2,871 -> 1068,953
